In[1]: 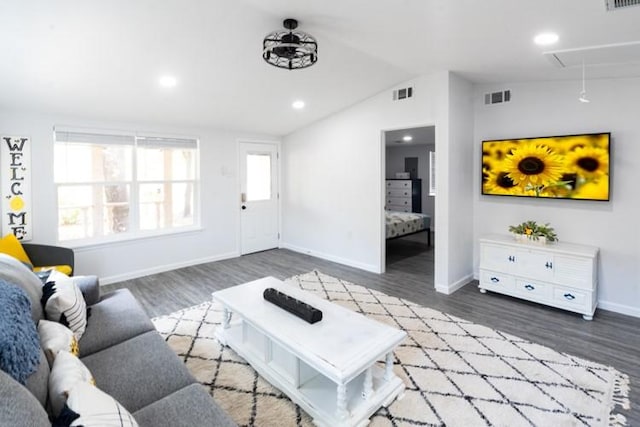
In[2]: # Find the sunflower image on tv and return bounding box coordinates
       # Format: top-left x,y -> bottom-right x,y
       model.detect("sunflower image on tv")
482,133 -> 610,201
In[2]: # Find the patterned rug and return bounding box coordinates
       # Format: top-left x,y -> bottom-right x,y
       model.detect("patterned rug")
152,270 -> 630,426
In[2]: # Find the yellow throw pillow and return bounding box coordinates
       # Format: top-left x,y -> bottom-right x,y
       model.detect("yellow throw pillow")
0,234 -> 33,269
34,265 -> 73,276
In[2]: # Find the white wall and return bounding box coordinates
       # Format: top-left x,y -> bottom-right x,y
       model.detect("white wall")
0,110 -> 278,283
473,77 -> 640,317
282,71 -> 475,293
385,143 -> 435,222
443,73 -> 475,291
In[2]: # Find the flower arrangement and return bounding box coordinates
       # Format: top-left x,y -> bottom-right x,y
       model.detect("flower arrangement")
508,220 -> 558,242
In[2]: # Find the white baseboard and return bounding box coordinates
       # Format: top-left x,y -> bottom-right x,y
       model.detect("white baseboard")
435,274 -> 473,295
280,242 -> 380,274
597,300 -> 640,318
99,251 -> 240,285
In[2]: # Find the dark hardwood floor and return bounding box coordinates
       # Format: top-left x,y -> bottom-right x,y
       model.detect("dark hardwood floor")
104,234 -> 638,424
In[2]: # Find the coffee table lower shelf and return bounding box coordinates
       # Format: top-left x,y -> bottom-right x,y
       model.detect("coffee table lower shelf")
216,319 -> 404,427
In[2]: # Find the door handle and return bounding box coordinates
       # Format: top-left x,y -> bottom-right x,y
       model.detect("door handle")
241,205 -> 246,210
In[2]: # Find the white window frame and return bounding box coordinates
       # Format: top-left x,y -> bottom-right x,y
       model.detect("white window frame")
54,127 -> 201,248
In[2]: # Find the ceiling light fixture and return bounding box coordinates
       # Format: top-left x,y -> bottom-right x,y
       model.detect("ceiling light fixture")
533,32 -> 559,46
159,75 -> 177,88
292,100 -> 305,109
579,60 -> 590,103
402,135 -> 413,142
263,18 -> 318,70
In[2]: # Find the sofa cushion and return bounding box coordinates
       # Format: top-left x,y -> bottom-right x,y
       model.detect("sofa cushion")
0,279 -> 41,385
0,369 -> 50,427
81,331 -> 195,412
72,275 -> 100,306
24,349 -> 50,408
55,382 -> 139,427
0,253 -> 44,322
42,271 -> 88,340
79,289 -> 155,357
33,264 -> 73,275
134,384 -> 237,427
38,320 -> 80,366
49,351 -> 96,416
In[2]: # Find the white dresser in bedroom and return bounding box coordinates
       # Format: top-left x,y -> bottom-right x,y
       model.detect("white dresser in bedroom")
478,234 -> 599,320
385,179 -> 422,213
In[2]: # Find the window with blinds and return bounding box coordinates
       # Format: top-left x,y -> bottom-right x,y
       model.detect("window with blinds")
54,128 -> 199,243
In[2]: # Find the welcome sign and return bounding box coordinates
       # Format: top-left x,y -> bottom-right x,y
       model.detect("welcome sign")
1,136 -> 32,241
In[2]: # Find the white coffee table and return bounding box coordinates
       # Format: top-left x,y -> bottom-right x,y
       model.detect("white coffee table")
212,277 -> 406,427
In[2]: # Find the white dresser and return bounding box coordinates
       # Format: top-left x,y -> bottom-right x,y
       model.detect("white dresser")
478,234 -> 599,320
385,179 -> 421,213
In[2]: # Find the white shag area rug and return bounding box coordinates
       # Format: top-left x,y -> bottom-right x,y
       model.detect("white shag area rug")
152,270 -> 630,426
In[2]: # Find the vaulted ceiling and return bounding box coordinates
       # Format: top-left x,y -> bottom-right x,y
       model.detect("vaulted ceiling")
1,1 -> 639,135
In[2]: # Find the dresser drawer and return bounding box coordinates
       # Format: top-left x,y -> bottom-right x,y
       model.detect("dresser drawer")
479,270 -> 514,291
386,180 -> 412,189
552,286 -> 590,310
514,279 -> 551,299
387,188 -> 411,198
387,205 -> 411,212
386,197 -> 411,207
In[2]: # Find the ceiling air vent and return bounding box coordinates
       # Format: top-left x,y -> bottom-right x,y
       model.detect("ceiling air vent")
392,87 -> 413,101
484,90 -> 511,105
606,0 -> 640,10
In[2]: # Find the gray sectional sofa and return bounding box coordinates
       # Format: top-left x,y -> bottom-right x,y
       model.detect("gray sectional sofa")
0,253 -> 236,427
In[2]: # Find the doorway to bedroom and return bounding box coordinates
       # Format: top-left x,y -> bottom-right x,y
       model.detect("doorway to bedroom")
382,125 -> 435,284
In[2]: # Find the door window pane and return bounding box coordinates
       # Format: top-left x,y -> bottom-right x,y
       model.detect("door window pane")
246,154 -> 271,201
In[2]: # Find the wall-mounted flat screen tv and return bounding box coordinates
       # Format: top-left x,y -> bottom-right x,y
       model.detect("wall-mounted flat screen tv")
482,132 -> 610,201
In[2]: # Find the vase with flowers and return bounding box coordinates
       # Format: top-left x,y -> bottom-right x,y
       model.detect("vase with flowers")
508,220 -> 557,244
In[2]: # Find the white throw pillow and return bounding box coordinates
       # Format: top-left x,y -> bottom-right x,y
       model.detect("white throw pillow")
42,270 -> 87,340
38,319 -> 79,367
63,382 -> 139,427
49,350 -> 95,416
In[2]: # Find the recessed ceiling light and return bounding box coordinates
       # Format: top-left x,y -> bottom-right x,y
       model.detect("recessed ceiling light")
533,32 -> 559,46
402,135 -> 413,142
292,100 -> 305,109
159,75 -> 177,88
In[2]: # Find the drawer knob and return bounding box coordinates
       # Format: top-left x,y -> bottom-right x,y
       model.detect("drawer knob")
564,293 -> 576,300
524,284 -> 535,291
508,255 -> 516,262
490,277 -> 499,283
545,262 -> 553,269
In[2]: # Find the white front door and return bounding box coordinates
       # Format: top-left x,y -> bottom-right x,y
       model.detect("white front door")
239,142 -> 279,255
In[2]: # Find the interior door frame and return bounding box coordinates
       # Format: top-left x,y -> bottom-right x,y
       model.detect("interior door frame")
379,123 -> 437,273
237,138 -> 282,255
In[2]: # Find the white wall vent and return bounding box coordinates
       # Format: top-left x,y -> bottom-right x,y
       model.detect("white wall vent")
484,90 -> 511,105
606,0 -> 640,10
392,87 -> 413,100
